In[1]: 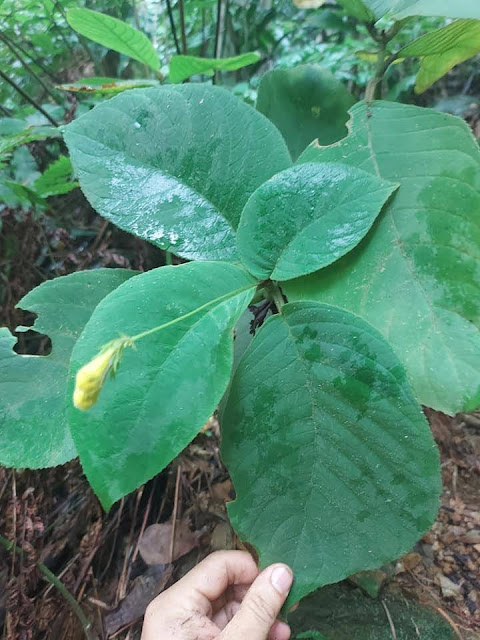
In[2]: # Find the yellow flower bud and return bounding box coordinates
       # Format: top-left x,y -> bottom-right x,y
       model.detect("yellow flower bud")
73,346 -> 118,411
73,335 -> 134,411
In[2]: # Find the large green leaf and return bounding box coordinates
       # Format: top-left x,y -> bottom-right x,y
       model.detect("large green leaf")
64,85 -> 291,262
400,20 -> 480,93
256,66 -> 355,161
221,302 -> 441,607
66,8 -> 160,71
68,262 -> 256,509
237,162 -> 397,281
285,101 -> 480,415
0,269 -> 136,469
169,52 -> 260,83
364,0 -> 480,19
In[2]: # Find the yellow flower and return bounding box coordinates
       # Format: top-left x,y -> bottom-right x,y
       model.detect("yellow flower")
73,347 -> 117,411
73,336 -> 134,411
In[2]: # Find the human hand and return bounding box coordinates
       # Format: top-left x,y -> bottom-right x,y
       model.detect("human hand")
141,550 -> 293,640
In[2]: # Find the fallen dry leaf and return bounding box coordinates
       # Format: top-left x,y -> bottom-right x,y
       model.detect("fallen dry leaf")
139,519 -> 198,565
105,564 -> 173,635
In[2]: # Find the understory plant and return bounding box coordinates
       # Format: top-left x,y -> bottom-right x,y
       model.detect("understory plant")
1,0 -> 480,609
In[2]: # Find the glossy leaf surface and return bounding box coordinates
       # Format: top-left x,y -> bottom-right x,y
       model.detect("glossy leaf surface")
65,85 -> 291,262
400,20 -> 480,93
286,101 -> 480,414
256,65 -> 354,161
237,162 -> 397,281
222,302 -> 441,606
66,8 -> 160,70
364,0 -> 480,19
0,269 -> 135,468
169,52 -> 260,83
69,262 -> 256,509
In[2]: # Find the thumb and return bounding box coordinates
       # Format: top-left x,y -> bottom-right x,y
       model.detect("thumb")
221,564 -> 293,640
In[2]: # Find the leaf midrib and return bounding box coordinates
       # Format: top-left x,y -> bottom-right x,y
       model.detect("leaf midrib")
131,287 -> 254,436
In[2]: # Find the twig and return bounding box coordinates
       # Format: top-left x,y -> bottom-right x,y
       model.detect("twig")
10,472 -> 17,577
221,0 -> 229,58
0,69 -> 59,126
435,607 -> 464,640
117,486 -> 144,602
125,481 -> 155,591
169,465 -> 182,562
178,0 -> 188,54
381,600 -> 397,640
0,534 -> 95,640
0,32 -> 61,103
213,0 -> 223,84
166,0 -> 181,55
4,33 -> 59,82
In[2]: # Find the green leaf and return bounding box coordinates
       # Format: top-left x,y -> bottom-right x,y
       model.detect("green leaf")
57,78 -> 158,95
400,20 -> 480,93
237,162 -> 397,281
364,0 -> 480,19
0,180 -> 45,208
66,8 -> 160,71
286,101 -> 480,415
256,65 -> 355,161
0,118 -> 27,135
0,126 -> 57,164
169,52 -> 260,83
64,85 -> 291,262
68,262 -> 256,509
290,583 -> 456,639
221,301 -> 440,607
0,269 -> 136,469
337,0 -> 375,21
34,156 -> 79,197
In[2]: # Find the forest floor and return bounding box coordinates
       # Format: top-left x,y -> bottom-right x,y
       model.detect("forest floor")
0,185 -> 479,640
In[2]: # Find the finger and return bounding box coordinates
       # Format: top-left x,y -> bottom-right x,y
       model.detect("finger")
220,564 -> 293,640
161,551 -> 259,613
268,621 -> 291,640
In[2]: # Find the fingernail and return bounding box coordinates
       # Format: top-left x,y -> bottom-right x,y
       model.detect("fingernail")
271,565 -> 293,595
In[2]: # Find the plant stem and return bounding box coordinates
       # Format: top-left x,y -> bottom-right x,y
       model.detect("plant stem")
212,0 -> 223,83
178,0 -> 188,54
0,32 -> 61,104
8,34 -> 60,82
214,0 -> 222,58
0,69 -> 59,126
265,281 -> 285,313
130,283 -> 254,344
166,0 -> 181,55
364,19 -> 407,102
0,534 -> 94,640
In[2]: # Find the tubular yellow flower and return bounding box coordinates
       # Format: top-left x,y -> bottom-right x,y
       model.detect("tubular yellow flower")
73,347 -> 117,411
73,337 -> 133,411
